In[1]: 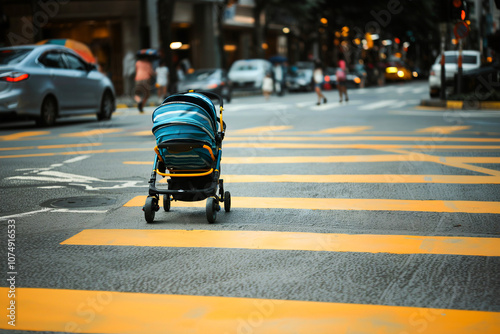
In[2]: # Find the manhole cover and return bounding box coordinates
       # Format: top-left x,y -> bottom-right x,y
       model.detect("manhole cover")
41,196 -> 116,209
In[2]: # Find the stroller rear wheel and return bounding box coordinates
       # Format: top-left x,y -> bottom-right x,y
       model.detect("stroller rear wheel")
206,197 -> 217,224
144,196 -> 158,223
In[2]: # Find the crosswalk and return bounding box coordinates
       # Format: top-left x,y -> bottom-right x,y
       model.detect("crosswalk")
2,124 -> 500,333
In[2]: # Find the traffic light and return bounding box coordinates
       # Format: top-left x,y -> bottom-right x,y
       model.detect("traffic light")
450,0 -> 467,22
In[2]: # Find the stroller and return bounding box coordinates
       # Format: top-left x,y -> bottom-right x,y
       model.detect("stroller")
143,90 -> 231,223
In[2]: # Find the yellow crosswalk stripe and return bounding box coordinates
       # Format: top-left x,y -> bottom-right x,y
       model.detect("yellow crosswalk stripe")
123,155 -> 500,165
124,196 -> 500,214
225,136 -> 500,143
59,128 -> 124,137
224,143 -> 500,150
231,125 -> 293,134
2,287 -> 499,334
415,126 -> 471,134
0,131 -> 50,141
61,229 -> 500,257
318,126 -> 373,133
220,174 -> 500,184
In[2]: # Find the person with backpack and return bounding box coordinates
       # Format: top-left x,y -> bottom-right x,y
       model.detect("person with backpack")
336,60 -> 349,103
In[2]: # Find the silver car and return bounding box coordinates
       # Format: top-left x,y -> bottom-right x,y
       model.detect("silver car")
0,44 -> 115,126
428,50 -> 481,98
228,59 -> 272,90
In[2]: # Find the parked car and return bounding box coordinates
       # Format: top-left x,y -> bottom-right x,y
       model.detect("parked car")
286,69 -> 313,92
322,67 -> 362,90
177,68 -> 232,102
228,59 -> 272,90
428,50 -> 481,98
0,44 -> 115,126
384,61 -> 413,82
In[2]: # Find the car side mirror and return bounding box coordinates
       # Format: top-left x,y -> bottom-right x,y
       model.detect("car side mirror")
87,63 -> 98,72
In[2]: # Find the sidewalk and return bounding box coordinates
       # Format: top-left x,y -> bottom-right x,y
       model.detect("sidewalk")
420,99 -> 500,110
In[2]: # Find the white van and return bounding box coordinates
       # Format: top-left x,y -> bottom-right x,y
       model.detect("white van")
429,50 -> 481,97
228,59 -> 273,90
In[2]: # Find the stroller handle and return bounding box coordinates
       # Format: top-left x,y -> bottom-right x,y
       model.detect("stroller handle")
183,90 -> 223,109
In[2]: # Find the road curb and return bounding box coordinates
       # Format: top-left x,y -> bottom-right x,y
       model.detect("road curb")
420,99 -> 500,110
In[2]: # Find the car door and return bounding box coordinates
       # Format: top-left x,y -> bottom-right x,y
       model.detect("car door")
38,50 -> 73,113
61,52 -> 99,111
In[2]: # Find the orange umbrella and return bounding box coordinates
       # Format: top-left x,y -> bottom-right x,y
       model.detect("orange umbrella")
37,39 -> 96,64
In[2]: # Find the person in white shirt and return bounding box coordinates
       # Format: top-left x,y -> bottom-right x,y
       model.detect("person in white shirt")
156,60 -> 169,103
313,60 -> 327,105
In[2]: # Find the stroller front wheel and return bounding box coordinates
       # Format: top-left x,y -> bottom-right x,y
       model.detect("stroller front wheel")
144,196 -> 158,223
224,191 -> 231,212
206,197 -> 217,224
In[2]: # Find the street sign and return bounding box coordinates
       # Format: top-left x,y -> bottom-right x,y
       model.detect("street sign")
454,21 -> 470,40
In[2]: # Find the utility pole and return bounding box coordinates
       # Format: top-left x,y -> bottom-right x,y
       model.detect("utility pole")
440,23 -> 447,100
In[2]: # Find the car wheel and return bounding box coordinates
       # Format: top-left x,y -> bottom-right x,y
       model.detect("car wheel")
37,96 -> 57,127
225,88 -> 232,103
97,91 -> 113,121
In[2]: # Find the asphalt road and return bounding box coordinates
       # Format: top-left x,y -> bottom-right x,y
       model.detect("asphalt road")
1,81 -> 499,333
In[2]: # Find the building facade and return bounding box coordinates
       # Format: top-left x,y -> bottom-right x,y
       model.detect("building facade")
1,0 -> 287,96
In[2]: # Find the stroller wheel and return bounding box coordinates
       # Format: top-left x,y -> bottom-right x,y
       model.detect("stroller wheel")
144,196 -> 157,223
224,191 -> 231,212
163,195 -> 170,212
206,197 -> 217,224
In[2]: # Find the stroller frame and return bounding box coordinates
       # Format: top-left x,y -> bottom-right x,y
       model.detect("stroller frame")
143,90 -> 230,223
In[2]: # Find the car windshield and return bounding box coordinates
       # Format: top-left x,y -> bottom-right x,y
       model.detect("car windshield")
0,48 -> 33,65
437,54 -> 478,64
185,70 -> 216,81
233,63 -> 258,71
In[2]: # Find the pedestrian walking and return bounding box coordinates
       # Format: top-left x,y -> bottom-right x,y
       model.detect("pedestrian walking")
313,60 -> 327,105
273,62 -> 284,96
134,56 -> 155,112
262,72 -> 273,100
122,51 -> 136,97
155,60 -> 169,104
336,60 -> 349,103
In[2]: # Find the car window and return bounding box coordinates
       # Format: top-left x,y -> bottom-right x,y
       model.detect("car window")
234,63 -> 258,71
0,48 -> 33,65
439,54 -> 478,64
463,55 -> 478,64
186,70 -> 216,81
62,53 -> 87,71
40,52 -> 65,69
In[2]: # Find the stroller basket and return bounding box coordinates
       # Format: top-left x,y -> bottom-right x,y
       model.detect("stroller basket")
143,91 -> 230,224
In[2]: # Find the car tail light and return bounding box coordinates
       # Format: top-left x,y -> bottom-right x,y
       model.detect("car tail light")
324,75 -> 330,82
0,72 -> 30,83
353,77 -> 361,84
207,83 -> 218,89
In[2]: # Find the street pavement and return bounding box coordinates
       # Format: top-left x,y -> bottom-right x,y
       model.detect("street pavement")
0,81 -> 499,333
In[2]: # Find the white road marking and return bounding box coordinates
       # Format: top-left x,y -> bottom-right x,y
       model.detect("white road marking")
0,207 -> 109,220
70,181 -> 147,191
38,186 -> 66,189
359,100 -> 398,110
63,155 -> 91,164
51,209 -> 109,214
390,110 -> 500,117
0,208 -> 53,220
